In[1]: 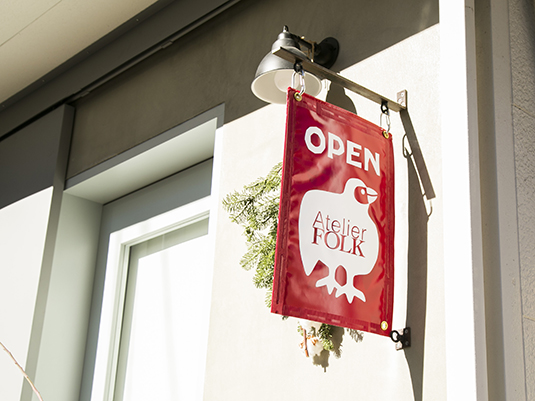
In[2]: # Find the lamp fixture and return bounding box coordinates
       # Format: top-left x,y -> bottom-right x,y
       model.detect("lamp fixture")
251,26 -> 339,104
252,26 -> 406,112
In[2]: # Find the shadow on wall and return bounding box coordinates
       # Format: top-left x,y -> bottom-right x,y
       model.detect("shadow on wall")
310,325 -> 364,371
311,325 -> 345,370
401,109 -> 435,401
326,89 -> 436,400
326,84 -> 357,114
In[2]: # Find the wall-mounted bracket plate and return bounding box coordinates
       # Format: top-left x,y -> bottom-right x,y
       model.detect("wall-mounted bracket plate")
397,90 -> 407,109
390,327 -> 411,350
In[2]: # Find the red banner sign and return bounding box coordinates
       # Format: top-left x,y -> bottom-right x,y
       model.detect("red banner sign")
271,88 -> 395,336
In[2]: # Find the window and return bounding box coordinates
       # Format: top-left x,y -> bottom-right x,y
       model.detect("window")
93,196 -> 214,401
114,218 -> 211,401
90,181 -> 215,401
69,106 -> 224,401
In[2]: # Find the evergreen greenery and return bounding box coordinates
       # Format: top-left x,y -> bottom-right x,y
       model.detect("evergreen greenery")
222,163 -> 337,353
222,162 -> 282,304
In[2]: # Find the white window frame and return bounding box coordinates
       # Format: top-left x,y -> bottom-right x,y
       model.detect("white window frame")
90,196 -> 213,401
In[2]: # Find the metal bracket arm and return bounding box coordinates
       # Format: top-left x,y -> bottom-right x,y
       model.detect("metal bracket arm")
273,46 -> 406,112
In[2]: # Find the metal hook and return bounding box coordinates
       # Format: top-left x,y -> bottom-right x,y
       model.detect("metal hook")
390,327 -> 411,350
380,100 -> 389,115
292,63 -> 306,101
380,100 -> 391,137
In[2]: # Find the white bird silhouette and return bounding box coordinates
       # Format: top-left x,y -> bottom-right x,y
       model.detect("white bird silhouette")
298,178 -> 379,303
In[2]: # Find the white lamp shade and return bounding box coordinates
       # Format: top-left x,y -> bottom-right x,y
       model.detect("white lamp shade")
251,67 -> 322,104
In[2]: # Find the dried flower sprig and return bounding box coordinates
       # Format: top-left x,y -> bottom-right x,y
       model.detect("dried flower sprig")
0,340 -> 44,401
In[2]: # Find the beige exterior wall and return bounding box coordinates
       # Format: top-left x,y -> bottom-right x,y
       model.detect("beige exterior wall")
509,0 -> 535,399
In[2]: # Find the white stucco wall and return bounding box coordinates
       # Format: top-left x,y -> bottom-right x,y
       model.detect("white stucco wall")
205,24 -> 443,400
0,188 -> 54,401
509,0 -> 535,399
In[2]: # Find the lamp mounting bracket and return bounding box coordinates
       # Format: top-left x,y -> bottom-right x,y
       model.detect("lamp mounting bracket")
284,29 -> 339,69
272,46 -> 406,112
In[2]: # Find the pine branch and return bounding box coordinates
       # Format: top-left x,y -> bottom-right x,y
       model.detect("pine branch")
223,163 -> 339,355
223,163 -> 282,298
318,324 -> 335,351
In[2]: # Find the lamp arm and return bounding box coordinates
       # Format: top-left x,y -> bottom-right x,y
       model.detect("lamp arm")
273,46 -> 406,112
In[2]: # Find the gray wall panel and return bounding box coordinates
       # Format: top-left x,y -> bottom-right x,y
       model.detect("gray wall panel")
68,0 -> 438,178
0,105 -> 74,209
0,0 -> 235,139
